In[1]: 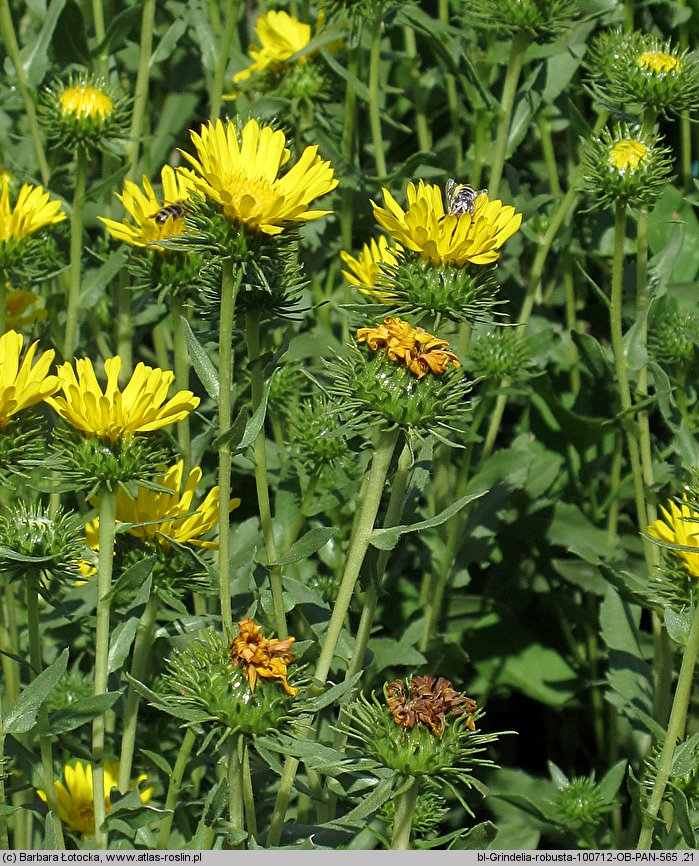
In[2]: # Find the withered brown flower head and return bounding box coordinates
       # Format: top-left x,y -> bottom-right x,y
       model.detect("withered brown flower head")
385,675 -> 477,737
230,616 -> 299,696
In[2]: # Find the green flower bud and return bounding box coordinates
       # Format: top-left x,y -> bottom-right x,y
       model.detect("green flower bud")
467,326 -> 535,382
277,60 -> 330,103
460,0 -> 578,38
0,412 -> 50,489
288,395 -> 349,468
549,774 -> 614,836
586,30 -> 699,117
39,73 -> 130,152
46,665 -> 94,714
0,502 -> 84,591
649,300 -> 699,368
582,124 -> 673,210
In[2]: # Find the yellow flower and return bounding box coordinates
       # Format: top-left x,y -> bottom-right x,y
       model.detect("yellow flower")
234,10 -> 313,83
46,355 -> 199,444
4,288 -> 46,332
0,169 -> 12,188
59,85 -> 113,119
179,118 -> 338,236
0,183 -> 65,242
37,761 -> 153,838
340,236 -> 400,301
648,499 -> 699,578
0,330 -> 57,428
609,140 -> 648,172
99,166 -> 195,251
76,518 -> 100,583
636,51 -> 680,75
372,180 -> 521,268
356,316 -> 460,379
113,459 -> 239,548
230,617 -> 299,696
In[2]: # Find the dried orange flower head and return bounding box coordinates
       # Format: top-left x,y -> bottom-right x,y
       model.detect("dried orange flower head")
230,616 -> 298,696
386,675 -> 476,737
356,316 -> 460,379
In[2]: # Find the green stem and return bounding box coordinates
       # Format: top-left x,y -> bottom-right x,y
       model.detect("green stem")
242,742 -> 257,841
92,488 -> 118,848
403,26 -> 430,153
488,29 -> 529,198
637,601 -> 699,848
217,259 -> 240,637
266,756 -> 300,847
0,0 -> 50,185
538,109 -> 561,197
562,255 -> 580,397
228,735 -> 245,849
314,426 -> 400,683
245,310 -> 287,639
0,692 -> 8,849
25,575 -> 65,849
126,0 -> 156,180
118,592 -> 160,793
63,148 -> 88,360
210,0 -> 240,119
438,0 -> 461,168
339,40 -> 360,340
91,0 -> 108,77
368,15 -> 387,178
0,580 -> 19,704
115,271 -> 133,380
624,0 -> 634,31
171,298 -> 192,467
156,727 -> 196,849
606,433 -> 623,546
390,778 -> 420,849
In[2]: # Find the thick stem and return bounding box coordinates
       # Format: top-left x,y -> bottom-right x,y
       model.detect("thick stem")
314,426 -> 399,684
171,298 -> 192,467
368,15 -> 387,178
0,693 -> 7,849
126,0 -> 156,180
25,575 -> 65,849
228,735 -> 245,849
339,42 -> 360,339
118,592 -> 160,792
241,742 -> 257,841
403,26 -> 430,153
0,0 -> 50,185
0,581 -> 19,704
390,778 -> 420,849
488,29 -> 529,198
266,756 -> 300,847
637,602 -> 699,848
92,488 -> 118,848
245,310 -> 287,639
63,148 -> 88,360
156,728 -> 196,849
217,259 -> 240,637
210,0 -> 240,119
438,0 -> 461,168
91,0 -> 108,77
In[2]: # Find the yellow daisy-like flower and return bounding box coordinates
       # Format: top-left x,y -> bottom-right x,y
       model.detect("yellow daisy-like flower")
99,166 -> 195,251
230,617 -> 299,696
356,316 -> 460,379
46,355 -> 199,444
647,499 -> 699,579
112,459 -> 239,548
609,140 -> 648,172
234,10 -> 313,83
0,329 -> 58,428
0,183 -> 65,242
4,288 -> 46,332
179,118 -> 338,236
340,236 -> 401,301
59,85 -> 113,119
37,761 -> 153,838
372,180 -> 521,268
636,51 -> 680,75
76,518 -> 100,583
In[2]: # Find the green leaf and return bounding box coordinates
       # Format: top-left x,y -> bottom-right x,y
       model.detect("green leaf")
448,821 -> 499,849
369,491 -> 486,551
188,1 -> 217,76
48,693 -> 121,735
670,733 -> 699,777
234,380 -> 273,455
150,18 -> 187,68
182,318 -> 219,399
266,527 -> 335,567
51,0 -> 90,68
92,5 -> 141,56
664,606 -> 693,647
319,48 -> 370,102
330,777 -> 395,828
671,785 -> 696,848
3,650 -> 68,734
22,0 -> 68,84
81,248 -> 129,309
108,616 -> 140,674
598,760 -> 628,801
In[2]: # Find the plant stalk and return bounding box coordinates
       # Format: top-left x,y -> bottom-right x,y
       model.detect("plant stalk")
368,15 -> 387,178
63,147 -> 88,360
156,727 -> 196,849
210,0 -> 241,119
126,0 -> 156,180
390,778 -> 420,849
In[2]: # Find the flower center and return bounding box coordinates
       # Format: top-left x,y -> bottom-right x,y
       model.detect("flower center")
225,171 -> 276,215
609,140 -> 647,172
60,86 -> 113,119
636,51 -> 680,75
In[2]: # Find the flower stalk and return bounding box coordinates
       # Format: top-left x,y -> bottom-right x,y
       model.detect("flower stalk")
217,259 -> 241,637
0,692 -> 7,849
210,0 -> 241,119
171,298 -> 192,467
245,309 -> 286,639
91,488 -> 118,849
637,601 -> 699,849
368,15 -> 387,178
63,147 -> 88,360
228,734 -> 245,849
390,777 -> 420,849
126,0 -> 155,180
156,728 -> 196,849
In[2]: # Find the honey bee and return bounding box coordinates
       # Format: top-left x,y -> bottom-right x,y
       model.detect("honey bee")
445,180 -> 487,217
151,199 -> 188,225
